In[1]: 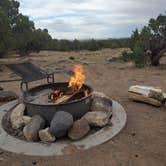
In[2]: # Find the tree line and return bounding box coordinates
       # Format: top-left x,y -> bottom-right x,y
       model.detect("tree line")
46,38 -> 130,51
0,0 -> 130,57
0,0 -> 52,56
0,0 -> 165,67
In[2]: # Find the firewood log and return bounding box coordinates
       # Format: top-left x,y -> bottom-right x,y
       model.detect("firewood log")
128,92 -> 163,107
54,94 -> 74,104
53,89 -> 85,104
163,93 -> 166,101
128,85 -> 165,107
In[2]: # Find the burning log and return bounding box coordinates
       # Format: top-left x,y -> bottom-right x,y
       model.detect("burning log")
53,95 -> 74,104
49,88 -> 87,104
48,64 -> 89,104
48,90 -> 63,101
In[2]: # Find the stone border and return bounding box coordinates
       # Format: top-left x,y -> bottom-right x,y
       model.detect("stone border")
0,100 -> 127,156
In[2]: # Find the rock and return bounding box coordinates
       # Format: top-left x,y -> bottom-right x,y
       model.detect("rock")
10,104 -> 31,129
0,91 -> 18,102
50,111 -> 73,138
92,91 -> 108,98
91,91 -> 112,117
23,115 -> 45,141
68,118 -> 90,140
39,128 -> 56,143
0,86 -> 3,91
10,103 -> 25,129
22,116 -> 32,125
84,111 -> 110,127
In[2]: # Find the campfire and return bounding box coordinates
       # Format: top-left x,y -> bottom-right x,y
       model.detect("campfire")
2,62 -> 117,144
2,63 -> 114,143
48,64 -> 89,104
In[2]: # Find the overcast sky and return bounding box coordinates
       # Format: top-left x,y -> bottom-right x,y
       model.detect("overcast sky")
19,0 -> 166,39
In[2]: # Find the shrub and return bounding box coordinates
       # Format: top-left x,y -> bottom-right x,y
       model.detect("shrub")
121,51 -> 134,62
121,42 -> 147,68
133,42 -> 147,68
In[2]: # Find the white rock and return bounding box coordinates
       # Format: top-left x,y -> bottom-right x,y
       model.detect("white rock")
23,115 -> 45,141
22,116 -> 32,125
84,111 -> 110,127
10,103 -> 25,129
91,91 -> 112,117
39,128 -> 56,143
92,91 -> 108,98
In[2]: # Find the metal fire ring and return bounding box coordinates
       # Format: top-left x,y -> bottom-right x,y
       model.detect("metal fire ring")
0,99 -> 127,156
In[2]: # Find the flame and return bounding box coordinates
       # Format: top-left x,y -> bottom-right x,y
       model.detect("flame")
49,64 -> 89,103
68,64 -> 85,90
84,89 -> 89,97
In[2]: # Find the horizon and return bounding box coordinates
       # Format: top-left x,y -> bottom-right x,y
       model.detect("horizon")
19,0 -> 166,40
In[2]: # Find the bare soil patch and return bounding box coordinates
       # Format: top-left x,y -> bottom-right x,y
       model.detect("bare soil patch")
0,48 -> 166,166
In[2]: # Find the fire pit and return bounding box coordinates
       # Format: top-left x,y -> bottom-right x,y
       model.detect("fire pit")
0,63 -> 126,155
23,82 -> 93,123
0,99 -> 127,156
22,64 -> 93,123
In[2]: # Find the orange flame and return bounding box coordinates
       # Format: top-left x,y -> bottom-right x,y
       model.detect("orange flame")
84,89 -> 89,97
68,64 -> 85,90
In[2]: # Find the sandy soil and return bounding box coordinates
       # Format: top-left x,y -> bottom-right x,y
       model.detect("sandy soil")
0,48 -> 166,166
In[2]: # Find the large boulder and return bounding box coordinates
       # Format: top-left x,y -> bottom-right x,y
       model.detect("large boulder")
68,118 -> 90,140
39,128 -> 56,143
23,115 -> 45,141
91,91 -> 112,117
50,111 -> 73,138
0,91 -> 18,102
84,111 -> 110,127
10,103 -> 25,129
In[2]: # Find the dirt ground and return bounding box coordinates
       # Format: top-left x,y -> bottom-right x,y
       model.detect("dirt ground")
0,48 -> 166,166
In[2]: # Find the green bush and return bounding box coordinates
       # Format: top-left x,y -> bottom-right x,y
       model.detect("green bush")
133,42 -> 147,68
121,42 -> 147,68
121,51 -> 134,62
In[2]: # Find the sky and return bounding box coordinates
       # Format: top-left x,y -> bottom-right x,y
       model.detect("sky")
19,0 -> 166,39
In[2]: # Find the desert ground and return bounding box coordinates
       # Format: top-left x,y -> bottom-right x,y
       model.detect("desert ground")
0,48 -> 166,166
